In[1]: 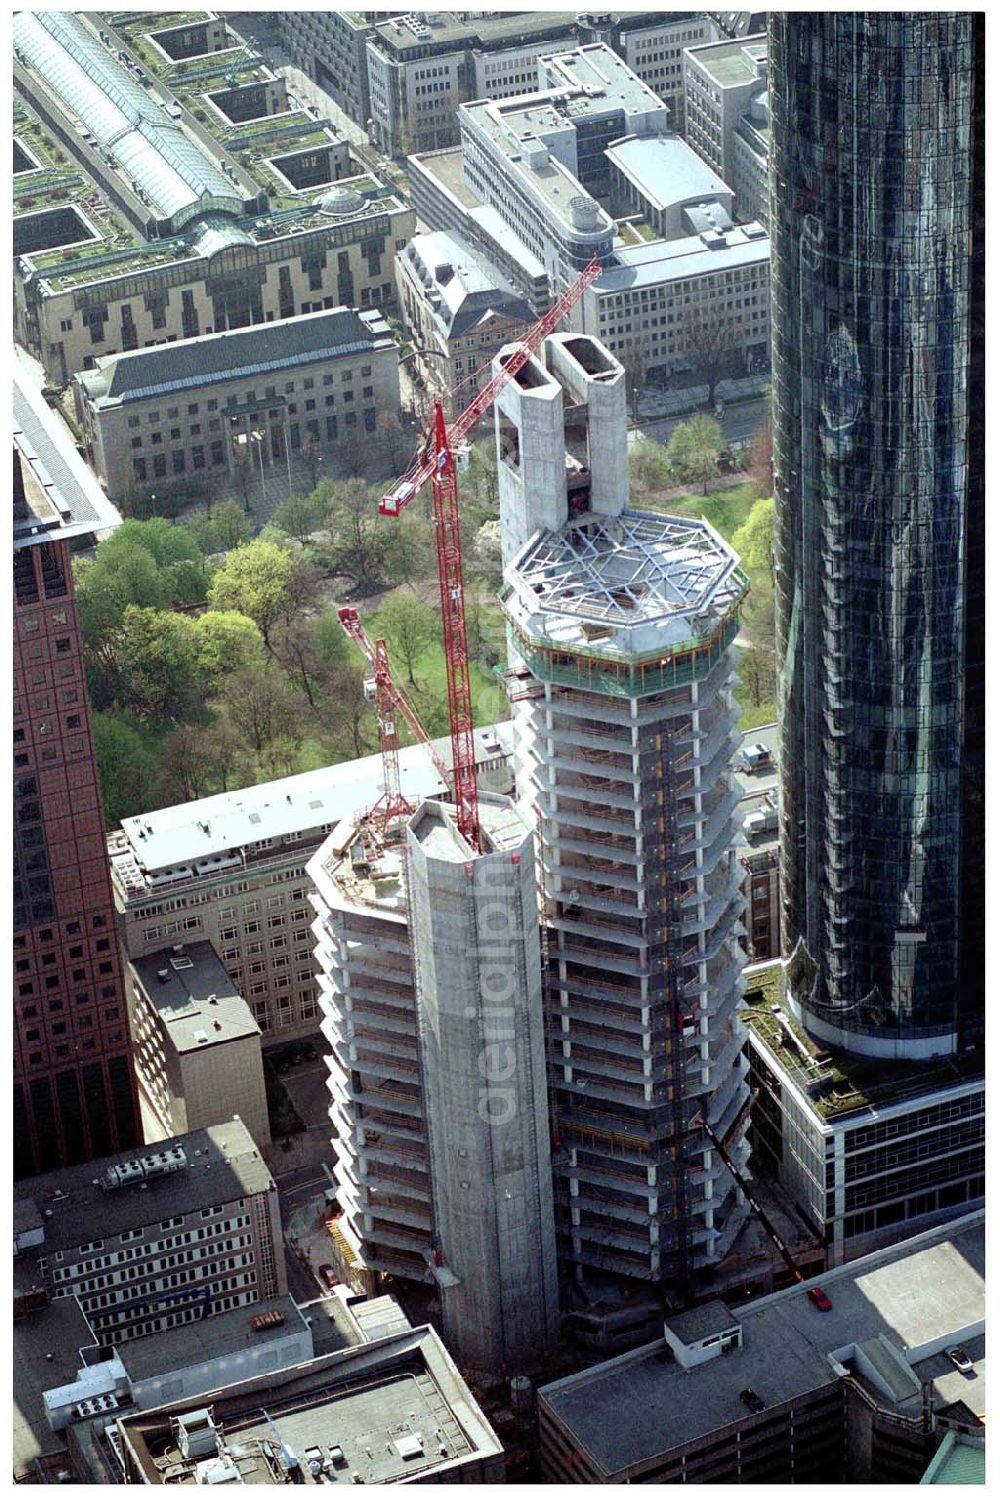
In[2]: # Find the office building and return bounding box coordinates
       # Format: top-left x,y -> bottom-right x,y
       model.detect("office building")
308,793 -> 560,1376
13,1119 -> 286,1346
73,307 -> 399,504
126,941 -> 270,1150
406,147 -> 553,315
108,725 -> 512,1044
497,332 -> 752,1290
682,32 -> 767,189
280,12 -> 716,145
459,44 -> 667,291
14,371 -> 141,1177
13,10 -> 413,384
100,1321 -> 504,1485
606,132 -> 734,239
743,963 -> 984,1267
605,13 -> 718,133
770,14 -> 984,1058
730,88 -> 770,228
364,12 -> 585,156
584,216 -> 770,391
539,1211 -> 984,1484
41,1296 -> 312,1437
395,229 -> 534,400
278,10 -> 388,132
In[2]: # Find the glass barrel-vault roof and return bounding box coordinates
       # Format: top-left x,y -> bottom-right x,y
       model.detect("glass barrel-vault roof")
13,10 -> 246,230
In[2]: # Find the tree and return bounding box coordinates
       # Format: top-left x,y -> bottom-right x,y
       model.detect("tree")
677,305 -> 744,408
116,606 -> 201,719
157,724 -> 215,803
619,337 -> 648,421
106,517 -> 202,569
376,409 -> 415,474
313,610 -> 351,667
379,591 -> 437,686
192,609 -> 266,687
185,501 -> 252,554
201,711 -> 253,793
732,498 -> 775,577
218,662 -> 300,756
747,417 -> 774,500
738,580 -> 776,709
472,519 -> 503,590
301,433 -> 323,492
207,538 -> 296,653
166,556 -> 212,607
271,617 -> 329,708
666,415 -> 725,495
629,439 -> 673,499
325,478 -> 390,592
92,712 -> 157,825
76,540 -> 167,622
271,490 -> 331,546
334,423 -> 368,480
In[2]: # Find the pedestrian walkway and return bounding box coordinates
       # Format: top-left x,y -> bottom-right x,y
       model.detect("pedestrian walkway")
636,373 -> 770,421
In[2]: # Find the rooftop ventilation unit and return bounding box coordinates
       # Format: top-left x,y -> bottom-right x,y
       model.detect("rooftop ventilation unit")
175,1408 -> 219,1462
103,1145 -> 187,1190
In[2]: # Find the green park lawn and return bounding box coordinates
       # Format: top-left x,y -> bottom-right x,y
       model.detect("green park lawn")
645,479 -> 761,543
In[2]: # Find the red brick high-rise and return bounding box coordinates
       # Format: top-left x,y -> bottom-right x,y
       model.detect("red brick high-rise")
13,373 -> 140,1175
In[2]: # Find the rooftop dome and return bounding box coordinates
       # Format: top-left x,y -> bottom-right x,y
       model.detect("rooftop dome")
313,186 -> 365,217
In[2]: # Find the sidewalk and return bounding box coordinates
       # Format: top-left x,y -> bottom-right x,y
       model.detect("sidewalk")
635,373 -> 769,422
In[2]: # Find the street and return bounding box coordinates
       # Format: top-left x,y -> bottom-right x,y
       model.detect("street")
632,393 -> 768,450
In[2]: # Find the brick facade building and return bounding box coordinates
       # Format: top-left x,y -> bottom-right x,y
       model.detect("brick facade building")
13,373 -> 141,1175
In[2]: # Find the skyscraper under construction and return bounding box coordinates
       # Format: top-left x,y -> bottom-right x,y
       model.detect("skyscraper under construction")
497,333 -> 752,1291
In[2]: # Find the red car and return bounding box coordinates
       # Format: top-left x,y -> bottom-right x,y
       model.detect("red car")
318,1264 -> 339,1290
807,1286 -> 833,1312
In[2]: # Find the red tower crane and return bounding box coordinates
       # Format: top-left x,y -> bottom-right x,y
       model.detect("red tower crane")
338,605 -> 450,830
379,254 -> 603,852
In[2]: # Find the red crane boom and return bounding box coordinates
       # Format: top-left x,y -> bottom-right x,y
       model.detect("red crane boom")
378,254 -> 603,852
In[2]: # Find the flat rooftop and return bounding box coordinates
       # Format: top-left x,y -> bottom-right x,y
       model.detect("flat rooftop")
606,133 -> 733,211
14,368 -> 122,548
541,1212 -> 985,1478
131,940 -> 260,1052
117,1325 -> 502,1484
540,43 -> 670,117
743,962 -> 985,1123
119,1296 -> 308,1382
371,11 -> 574,58
460,97 -> 616,238
685,33 -> 768,89
503,509 -> 748,661
14,1119 -> 273,1251
14,1295 -> 93,1480
110,722 -> 513,882
595,221 -> 769,294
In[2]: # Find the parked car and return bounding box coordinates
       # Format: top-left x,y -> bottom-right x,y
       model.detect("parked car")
318,1264 -> 339,1290
739,1388 -> 766,1414
945,1346 -> 974,1374
807,1286 -> 833,1312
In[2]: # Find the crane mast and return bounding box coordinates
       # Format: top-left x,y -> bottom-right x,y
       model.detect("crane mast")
378,253 -> 604,852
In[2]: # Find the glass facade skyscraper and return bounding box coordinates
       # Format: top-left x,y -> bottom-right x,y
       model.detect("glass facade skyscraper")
770,14 -> 984,1059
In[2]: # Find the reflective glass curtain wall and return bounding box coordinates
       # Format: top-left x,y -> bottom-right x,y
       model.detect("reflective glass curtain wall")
770,14 -> 983,1057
